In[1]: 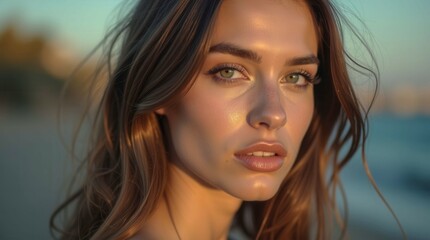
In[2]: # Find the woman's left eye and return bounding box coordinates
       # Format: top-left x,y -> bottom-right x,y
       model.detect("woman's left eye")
283,73 -> 307,84
281,71 -> 313,88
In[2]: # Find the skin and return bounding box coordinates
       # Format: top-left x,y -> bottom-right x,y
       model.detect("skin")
136,0 -> 318,239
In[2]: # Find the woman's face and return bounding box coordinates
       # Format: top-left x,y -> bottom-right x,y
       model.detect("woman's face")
159,0 -> 318,201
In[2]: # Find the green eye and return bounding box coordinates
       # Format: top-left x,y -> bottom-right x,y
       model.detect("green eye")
281,71 -> 311,86
285,74 -> 300,83
206,64 -> 249,84
280,71 -> 314,90
220,69 -> 235,78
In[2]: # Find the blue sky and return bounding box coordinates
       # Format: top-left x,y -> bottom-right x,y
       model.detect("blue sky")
343,0 -> 430,87
1,0 -> 429,88
0,0 -> 121,52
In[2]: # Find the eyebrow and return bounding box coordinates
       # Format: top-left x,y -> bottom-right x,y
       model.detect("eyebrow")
209,42 -> 319,66
209,42 -> 262,63
286,55 -> 319,66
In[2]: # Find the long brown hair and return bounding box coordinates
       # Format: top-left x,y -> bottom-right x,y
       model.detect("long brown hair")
51,0 -> 382,239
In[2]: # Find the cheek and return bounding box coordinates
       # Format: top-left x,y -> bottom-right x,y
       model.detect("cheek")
166,90 -> 242,161
285,93 -> 314,152
183,93 -> 236,137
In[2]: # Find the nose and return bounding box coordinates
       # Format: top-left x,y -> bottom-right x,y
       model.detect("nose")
247,84 -> 287,130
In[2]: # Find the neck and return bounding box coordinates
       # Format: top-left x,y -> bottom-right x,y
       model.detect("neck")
136,164 -> 242,240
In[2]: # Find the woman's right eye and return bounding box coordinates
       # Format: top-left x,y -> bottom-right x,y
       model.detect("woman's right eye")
206,64 -> 249,84
218,68 -> 237,78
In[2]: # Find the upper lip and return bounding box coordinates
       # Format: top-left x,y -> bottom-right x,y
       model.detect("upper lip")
234,142 -> 287,157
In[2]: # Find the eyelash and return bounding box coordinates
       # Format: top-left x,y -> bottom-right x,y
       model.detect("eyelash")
206,64 -> 320,89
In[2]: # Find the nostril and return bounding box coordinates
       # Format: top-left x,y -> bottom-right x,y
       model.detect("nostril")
258,122 -> 271,129
247,106 -> 287,130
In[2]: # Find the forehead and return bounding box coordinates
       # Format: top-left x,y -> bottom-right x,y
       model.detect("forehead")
211,0 -> 317,54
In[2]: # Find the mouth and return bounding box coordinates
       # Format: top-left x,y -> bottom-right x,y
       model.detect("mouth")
246,151 -> 277,157
234,142 -> 287,172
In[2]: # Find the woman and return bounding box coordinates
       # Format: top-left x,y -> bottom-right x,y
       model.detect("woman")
51,0 -> 380,239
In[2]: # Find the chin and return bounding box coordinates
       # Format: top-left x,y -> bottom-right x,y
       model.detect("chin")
226,176 -> 283,201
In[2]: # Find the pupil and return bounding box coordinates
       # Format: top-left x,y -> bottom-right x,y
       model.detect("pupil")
289,74 -> 298,83
221,69 -> 234,78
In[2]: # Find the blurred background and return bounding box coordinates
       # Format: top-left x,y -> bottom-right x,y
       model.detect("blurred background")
0,0 -> 429,239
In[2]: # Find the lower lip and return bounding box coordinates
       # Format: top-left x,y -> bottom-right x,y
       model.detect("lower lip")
234,155 -> 284,172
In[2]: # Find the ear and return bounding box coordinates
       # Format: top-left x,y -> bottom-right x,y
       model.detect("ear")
154,108 -> 167,115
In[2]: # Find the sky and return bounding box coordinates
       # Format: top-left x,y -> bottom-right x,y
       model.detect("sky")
1,0 -> 429,89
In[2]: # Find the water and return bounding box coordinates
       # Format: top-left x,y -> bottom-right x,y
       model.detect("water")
0,111 -> 429,239
341,113 -> 430,240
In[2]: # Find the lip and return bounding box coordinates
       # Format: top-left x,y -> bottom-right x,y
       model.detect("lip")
234,142 -> 287,172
